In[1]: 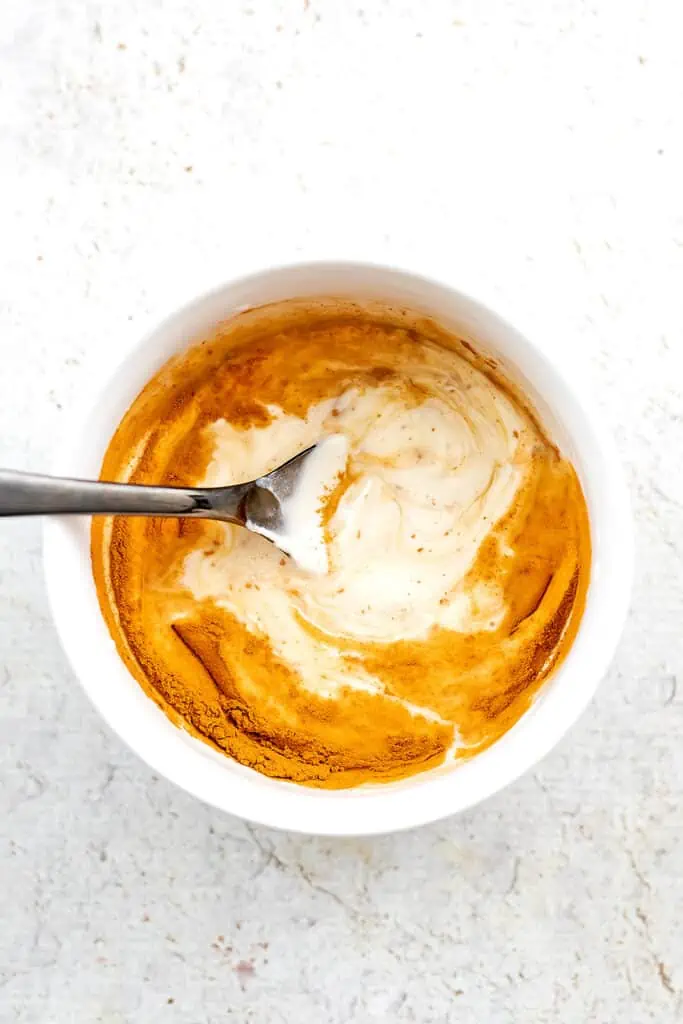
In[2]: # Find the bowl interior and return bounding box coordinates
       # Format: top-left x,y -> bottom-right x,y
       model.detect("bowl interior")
43,262 -> 632,835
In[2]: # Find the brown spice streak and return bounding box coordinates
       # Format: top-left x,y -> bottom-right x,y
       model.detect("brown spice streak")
91,298 -> 591,788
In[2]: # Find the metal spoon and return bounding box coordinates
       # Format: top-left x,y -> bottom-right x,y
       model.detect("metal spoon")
0,445 -> 322,569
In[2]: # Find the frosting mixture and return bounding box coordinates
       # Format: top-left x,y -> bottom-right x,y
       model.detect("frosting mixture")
91,300 -> 590,787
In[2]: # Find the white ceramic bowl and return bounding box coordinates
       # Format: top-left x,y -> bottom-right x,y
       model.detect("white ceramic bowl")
43,262 -> 632,835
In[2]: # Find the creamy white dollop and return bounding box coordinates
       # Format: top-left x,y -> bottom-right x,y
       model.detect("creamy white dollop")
182,353 -> 535,697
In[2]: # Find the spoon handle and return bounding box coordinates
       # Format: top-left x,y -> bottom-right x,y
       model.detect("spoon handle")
0,469 -> 223,519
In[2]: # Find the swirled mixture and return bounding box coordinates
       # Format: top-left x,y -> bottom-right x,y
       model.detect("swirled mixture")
92,299 -> 590,788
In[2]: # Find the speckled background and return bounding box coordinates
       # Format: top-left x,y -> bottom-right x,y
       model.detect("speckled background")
1,2 -> 682,1021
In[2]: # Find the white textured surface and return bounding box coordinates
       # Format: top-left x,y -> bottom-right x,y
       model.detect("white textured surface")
0,1 -> 681,1020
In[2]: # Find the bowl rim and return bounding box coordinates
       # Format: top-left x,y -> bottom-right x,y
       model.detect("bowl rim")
42,259 -> 633,836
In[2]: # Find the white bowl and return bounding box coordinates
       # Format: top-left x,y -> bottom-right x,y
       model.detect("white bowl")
43,262 -> 633,835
